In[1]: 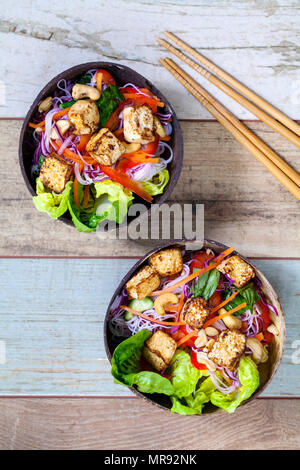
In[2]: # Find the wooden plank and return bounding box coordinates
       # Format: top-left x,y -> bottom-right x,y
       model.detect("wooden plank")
0,397 -> 299,450
1,120 -> 300,257
1,1 -> 300,119
0,258 -> 298,397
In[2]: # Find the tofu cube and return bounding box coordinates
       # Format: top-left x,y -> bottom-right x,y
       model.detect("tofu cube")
125,265 -> 160,300
143,330 -> 177,371
86,128 -> 125,166
217,255 -> 255,288
208,329 -> 246,370
68,100 -> 100,135
149,248 -> 183,277
123,105 -> 155,144
39,152 -> 73,194
182,297 -> 211,330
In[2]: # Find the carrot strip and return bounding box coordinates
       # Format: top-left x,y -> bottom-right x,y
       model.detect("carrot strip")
77,134 -> 92,152
177,330 -> 198,347
255,332 -> 264,342
51,141 -> 97,165
73,176 -> 80,211
210,291 -> 240,315
120,305 -> 185,326
29,108 -> 69,129
203,302 -> 247,328
82,185 -> 90,208
176,292 -> 185,322
152,247 -> 235,295
123,156 -> 159,164
160,135 -> 171,142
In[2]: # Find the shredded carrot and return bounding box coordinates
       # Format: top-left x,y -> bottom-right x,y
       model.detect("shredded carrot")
73,176 -> 80,211
29,108 -> 69,129
203,302 -> 247,328
255,332 -> 264,342
122,93 -> 164,107
160,135 -> 171,141
210,291 -> 240,315
152,247 -> 235,296
82,185 -> 90,208
123,156 -> 159,164
51,141 -> 96,165
176,292 -> 185,322
176,330 -> 198,347
120,305 -> 185,327
77,134 -> 92,152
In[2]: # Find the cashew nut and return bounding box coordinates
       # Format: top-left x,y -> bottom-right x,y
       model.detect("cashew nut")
246,337 -> 268,363
50,119 -> 71,140
203,338 -> 215,353
194,329 -> 207,348
267,323 -> 279,336
123,142 -> 141,153
154,116 -> 166,138
219,308 -> 242,329
154,293 -> 178,316
72,84 -> 100,101
205,326 -> 219,337
38,96 -> 52,113
196,351 -> 216,372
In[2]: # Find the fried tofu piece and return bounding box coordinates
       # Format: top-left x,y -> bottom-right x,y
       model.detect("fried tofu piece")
182,297 -> 211,330
149,248 -> 183,277
217,255 -> 255,288
68,100 -> 100,135
39,152 -> 73,194
143,330 -> 177,372
208,329 -> 246,370
123,105 -> 155,144
126,265 -> 160,300
86,128 -> 125,165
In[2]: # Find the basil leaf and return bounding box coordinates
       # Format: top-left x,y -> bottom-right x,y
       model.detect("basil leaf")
192,268 -> 220,301
224,283 -> 260,315
96,85 -> 124,128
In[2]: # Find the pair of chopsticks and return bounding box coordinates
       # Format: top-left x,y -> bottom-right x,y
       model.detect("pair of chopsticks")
158,32 -> 300,200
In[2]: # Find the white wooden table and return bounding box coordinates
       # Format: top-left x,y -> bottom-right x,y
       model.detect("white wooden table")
0,0 -> 300,450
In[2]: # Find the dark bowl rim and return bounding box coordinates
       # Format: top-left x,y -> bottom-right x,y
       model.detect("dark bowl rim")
18,61 -> 183,228
104,238 -> 286,416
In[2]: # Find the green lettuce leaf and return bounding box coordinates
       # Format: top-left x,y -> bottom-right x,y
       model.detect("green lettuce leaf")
33,177 -> 73,219
171,373 -> 214,415
169,349 -> 202,398
141,169 -> 170,196
68,180 -> 133,232
111,330 -> 174,396
94,180 -> 133,224
210,356 -> 260,413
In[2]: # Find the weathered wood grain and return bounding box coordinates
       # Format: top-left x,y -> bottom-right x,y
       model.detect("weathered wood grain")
0,258 -> 298,397
1,120 -> 299,257
0,397 -> 299,450
1,1 -> 300,119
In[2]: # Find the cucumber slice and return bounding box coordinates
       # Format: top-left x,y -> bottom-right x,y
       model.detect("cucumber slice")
128,297 -> 154,313
124,311 -> 134,321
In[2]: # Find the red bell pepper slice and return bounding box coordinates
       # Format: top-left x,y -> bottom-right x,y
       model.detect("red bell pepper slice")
191,351 -> 208,371
96,69 -> 116,87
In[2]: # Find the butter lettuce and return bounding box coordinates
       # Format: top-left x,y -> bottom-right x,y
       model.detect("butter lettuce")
141,169 -> 169,196
210,356 -> 259,413
33,177 -> 73,219
68,180 -> 133,232
111,330 -> 174,396
169,350 -> 202,398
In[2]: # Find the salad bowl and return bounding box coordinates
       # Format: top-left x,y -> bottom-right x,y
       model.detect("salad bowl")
104,239 -> 285,415
19,62 -> 183,231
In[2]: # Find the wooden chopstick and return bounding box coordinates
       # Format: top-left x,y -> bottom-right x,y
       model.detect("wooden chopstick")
159,37 -> 300,151
163,31 -> 300,138
160,58 -> 300,200
163,58 -> 300,189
